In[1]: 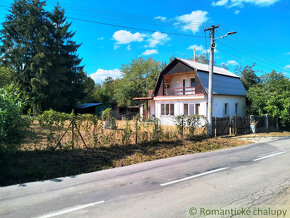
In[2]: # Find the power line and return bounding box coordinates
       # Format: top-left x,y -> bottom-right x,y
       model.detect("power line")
218,41 -> 290,73
66,17 -> 207,38
219,26 -> 288,67
0,4 -> 207,38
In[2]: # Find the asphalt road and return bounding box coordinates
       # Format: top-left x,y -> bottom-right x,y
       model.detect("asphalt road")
0,137 -> 289,218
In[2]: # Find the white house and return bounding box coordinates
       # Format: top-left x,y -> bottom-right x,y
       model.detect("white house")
134,58 -> 247,125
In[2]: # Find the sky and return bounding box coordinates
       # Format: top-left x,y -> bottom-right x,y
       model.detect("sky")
0,0 -> 289,83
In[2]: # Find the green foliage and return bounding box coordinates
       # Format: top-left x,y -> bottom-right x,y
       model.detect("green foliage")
235,64 -> 261,90
0,85 -> 31,149
0,1 -> 91,114
247,70 -> 290,129
0,67 -> 13,88
186,115 -> 202,139
114,57 -> 163,106
175,115 -> 186,136
152,118 -> 162,142
122,119 -> 133,145
101,108 -> 117,129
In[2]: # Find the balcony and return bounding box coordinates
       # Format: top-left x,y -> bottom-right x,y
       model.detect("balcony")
164,87 -> 195,96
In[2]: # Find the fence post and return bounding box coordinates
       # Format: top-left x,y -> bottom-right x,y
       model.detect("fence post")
181,116 -> 184,138
214,117 -> 216,137
71,115 -> 74,149
135,118 -> 138,144
265,114 -> 269,132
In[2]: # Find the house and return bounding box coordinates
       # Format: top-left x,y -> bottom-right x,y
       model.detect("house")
75,103 -> 108,116
133,58 -> 247,125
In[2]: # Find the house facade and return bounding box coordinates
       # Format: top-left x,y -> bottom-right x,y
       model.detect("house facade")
134,58 -> 247,125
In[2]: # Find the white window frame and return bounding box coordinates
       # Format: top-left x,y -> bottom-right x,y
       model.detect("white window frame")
224,103 -> 229,116
161,103 -> 174,116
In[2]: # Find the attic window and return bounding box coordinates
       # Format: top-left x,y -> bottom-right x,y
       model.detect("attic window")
190,78 -> 195,87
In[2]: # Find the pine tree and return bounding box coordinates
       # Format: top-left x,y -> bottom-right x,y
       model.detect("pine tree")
46,5 -> 87,112
0,0 -> 50,114
0,1 -> 90,113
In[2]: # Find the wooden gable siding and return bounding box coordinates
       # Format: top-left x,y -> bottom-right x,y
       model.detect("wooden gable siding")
153,59 -> 206,96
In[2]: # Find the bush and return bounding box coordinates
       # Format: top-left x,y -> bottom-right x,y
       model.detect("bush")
0,85 -> 31,149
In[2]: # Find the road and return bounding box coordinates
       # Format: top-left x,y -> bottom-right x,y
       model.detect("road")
0,137 -> 289,218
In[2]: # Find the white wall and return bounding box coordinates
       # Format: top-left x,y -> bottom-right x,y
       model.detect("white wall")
154,99 -> 207,125
150,95 -> 246,125
212,95 -> 246,118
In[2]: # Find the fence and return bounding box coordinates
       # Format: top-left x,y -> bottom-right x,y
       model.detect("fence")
212,115 -> 278,136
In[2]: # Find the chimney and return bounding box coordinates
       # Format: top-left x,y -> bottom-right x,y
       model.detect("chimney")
193,49 -> 197,62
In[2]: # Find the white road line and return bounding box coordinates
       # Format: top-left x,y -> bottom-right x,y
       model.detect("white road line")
160,167 -> 229,187
35,200 -> 104,218
253,151 -> 286,162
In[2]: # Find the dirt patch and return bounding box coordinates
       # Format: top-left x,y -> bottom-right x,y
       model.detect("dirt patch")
0,137 -> 250,187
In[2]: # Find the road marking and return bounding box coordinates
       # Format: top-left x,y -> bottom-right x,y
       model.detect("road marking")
36,200 -> 104,218
160,167 -> 229,187
253,151 -> 286,162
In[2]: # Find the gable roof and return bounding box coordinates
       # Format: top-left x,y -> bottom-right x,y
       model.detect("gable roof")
197,71 -> 246,96
176,58 -> 240,78
153,57 -> 246,97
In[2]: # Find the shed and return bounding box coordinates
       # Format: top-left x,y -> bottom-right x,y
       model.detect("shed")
75,103 -> 108,116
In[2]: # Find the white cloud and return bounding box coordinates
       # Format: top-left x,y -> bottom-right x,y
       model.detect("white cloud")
142,49 -> 158,56
97,37 -> 104,40
154,16 -> 167,21
175,10 -> 209,34
212,0 -> 280,8
89,69 -> 122,83
284,65 -> 290,69
187,44 -> 206,53
126,45 -> 131,50
287,52 -> 290,55
113,30 -> 145,44
147,32 -> 170,48
234,9 -> 240,14
212,0 -> 228,6
227,60 -> 239,65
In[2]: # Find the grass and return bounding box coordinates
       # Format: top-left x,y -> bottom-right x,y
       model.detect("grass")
0,136 -> 250,187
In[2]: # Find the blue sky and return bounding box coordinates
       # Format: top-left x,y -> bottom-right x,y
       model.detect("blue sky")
0,0 -> 289,83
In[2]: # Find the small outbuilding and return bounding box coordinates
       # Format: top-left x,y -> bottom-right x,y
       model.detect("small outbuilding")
75,103 -> 108,116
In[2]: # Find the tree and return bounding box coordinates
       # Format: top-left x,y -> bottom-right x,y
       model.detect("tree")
235,64 -> 261,90
247,70 -> 290,129
45,5 -> 89,112
114,57 -> 162,106
0,0 -> 50,114
92,77 -> 118,108
0,67 -> 13,88
0,1 -> 90,113
0,85 -> 31,149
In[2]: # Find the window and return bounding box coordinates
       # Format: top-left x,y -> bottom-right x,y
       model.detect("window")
161,104 -> 174,116
183,79 -> 186,95
189,104 -> 195,115
190,78 -> 195,87
224,103 -> 229,115
161,104 -> 165,115
170,104 -> 174,115
195,104 -> 200,115
184,104 -> 188,115
235,103 -> 238,114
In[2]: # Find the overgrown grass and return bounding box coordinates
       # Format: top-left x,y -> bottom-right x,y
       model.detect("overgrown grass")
0,137 -> 249,187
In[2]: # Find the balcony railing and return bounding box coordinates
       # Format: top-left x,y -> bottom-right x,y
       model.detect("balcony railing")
164,87 -> 195,96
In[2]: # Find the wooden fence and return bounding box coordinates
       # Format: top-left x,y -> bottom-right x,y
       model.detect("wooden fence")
212,115 -> 278,136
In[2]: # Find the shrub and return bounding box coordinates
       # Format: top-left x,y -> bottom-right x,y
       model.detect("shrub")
0,85 -> 31,149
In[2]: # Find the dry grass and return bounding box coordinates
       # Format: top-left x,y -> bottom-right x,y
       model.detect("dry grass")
0,120 -> 251,187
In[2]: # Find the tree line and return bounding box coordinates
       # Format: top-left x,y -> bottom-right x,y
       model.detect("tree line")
0,0 -> 289,129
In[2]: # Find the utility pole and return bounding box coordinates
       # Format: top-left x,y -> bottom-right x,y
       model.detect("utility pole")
204,25 -> 219,136
204,25 -> 236,136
